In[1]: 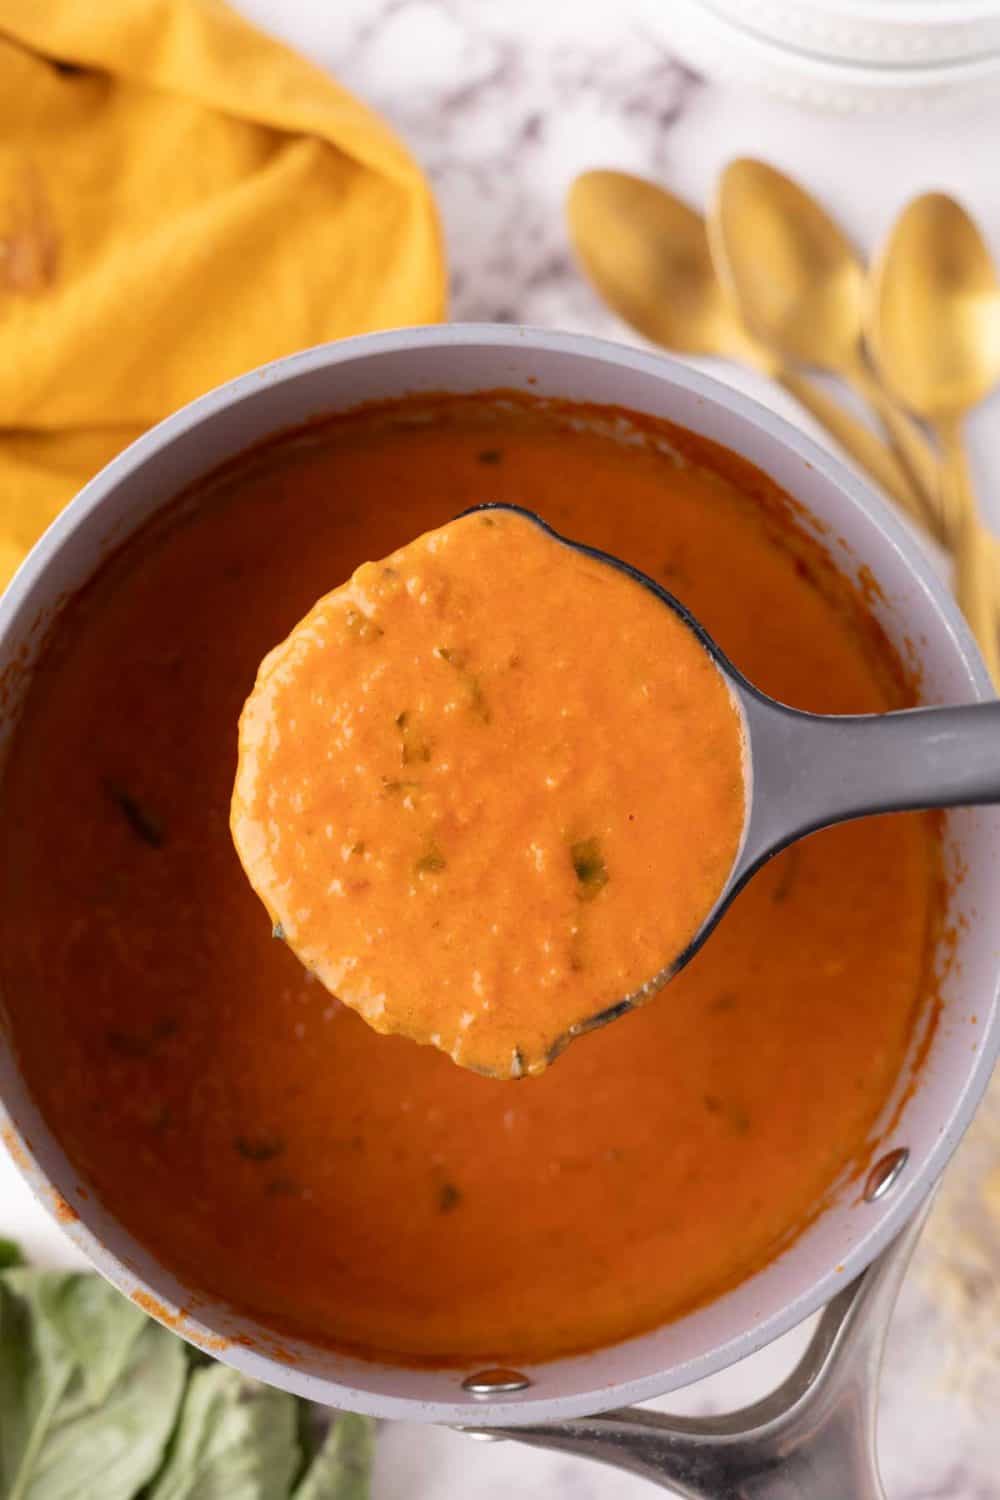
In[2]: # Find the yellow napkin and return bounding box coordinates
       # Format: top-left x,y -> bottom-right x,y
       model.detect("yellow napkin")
0,0 -> 446,589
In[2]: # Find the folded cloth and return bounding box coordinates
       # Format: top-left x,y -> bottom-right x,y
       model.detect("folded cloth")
0,0 -> 446,588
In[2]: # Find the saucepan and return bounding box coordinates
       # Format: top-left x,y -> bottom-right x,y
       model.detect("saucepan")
1,326 -> 998,1497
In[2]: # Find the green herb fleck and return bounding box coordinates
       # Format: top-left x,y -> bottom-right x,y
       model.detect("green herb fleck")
148,1103 -> 172,1133
703,1095 -> 750,1134
272,922 -> 286,941
467,677 -> 490,722
395,710 -> 432,764
772,845 -> 802,904
106,781 -> 164,848
265,1176 -> 301,1198
345,608 -> 383,642
414,843 -> 446,876
381,777 -> 421,798
438,1182 -> 463,1214
709,992 -> 737,1015
571,838 -> 608,900
235,1132 -> 285,1162
435,647 -> 491,722
660,557 -> 690,586
106,1017 -> 178,1058
0,1237 -> 25,1270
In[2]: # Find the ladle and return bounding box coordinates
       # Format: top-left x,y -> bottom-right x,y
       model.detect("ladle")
489,503 -> 1000,1050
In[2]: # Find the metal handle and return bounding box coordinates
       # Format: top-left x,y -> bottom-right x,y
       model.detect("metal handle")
464,1203 -> 931,1498
739,693 -> 1000,876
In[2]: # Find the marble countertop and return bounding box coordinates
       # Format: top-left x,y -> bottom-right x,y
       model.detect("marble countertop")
4,1 -> 999,1495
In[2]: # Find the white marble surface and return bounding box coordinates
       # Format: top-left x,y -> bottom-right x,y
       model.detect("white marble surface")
4,2 -> 1000,1495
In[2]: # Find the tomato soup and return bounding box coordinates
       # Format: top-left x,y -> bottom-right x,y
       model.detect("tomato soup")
232,507 -> 746,1078
0,395 -> 938,1365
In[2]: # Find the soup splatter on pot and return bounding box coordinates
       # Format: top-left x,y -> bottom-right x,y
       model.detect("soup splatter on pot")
0,395 -> 939,1365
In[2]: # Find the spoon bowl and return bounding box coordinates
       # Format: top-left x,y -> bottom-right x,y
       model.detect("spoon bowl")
869,192 -> 1000,686
711,158 -> 865,372
566,170 -> 757,361
712,159 -> 940,528
869,192 -> 1000,421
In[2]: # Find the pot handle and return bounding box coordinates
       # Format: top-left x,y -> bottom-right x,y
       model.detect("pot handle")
463,1198 -> 932,1498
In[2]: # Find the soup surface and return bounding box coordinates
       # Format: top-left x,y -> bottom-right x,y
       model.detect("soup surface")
0,395 -> 938,1364
231,506 -> 746,1078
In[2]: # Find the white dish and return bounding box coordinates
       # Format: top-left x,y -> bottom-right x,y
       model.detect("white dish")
642,0 -> 1000,110
703,0 -> 1000,66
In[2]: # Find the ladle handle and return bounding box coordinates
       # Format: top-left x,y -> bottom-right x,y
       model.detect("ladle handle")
740,694 -> 1000,873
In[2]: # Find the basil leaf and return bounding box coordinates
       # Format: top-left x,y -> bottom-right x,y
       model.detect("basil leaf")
25,1273 -> 149,1409
293,1414 -> 375,1500
0,1254 -> 375,1500
0,1274 -> 185,1500
147,1364 -> 299,1500
23,1322 -> 183,1499
0,1276 -> 75,1498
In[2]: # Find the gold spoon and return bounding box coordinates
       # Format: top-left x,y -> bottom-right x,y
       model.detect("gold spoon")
566,170 -> 923,521
710,159 -> 942,539
869,192 -> 1000,687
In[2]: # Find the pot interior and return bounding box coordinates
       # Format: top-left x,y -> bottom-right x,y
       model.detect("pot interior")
0,328 -> 997,1425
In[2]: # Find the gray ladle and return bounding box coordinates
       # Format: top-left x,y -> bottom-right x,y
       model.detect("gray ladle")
478,504 -> 999,1070
462,508 -> 972,1493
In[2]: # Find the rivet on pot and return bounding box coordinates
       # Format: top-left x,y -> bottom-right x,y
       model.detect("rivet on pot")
864,1147 -> 909,1203
461,1368 -> 532,1397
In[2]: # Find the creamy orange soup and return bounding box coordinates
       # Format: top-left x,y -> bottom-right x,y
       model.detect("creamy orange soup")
0,395 -> 938,1365
232,508 -> 746,1077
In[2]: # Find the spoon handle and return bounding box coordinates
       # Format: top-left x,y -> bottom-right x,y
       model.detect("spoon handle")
740,694 -> 1000,872
773,370 -> 929,530
954,511 -> 1000,689
848,362 -> 943,540
936,416 -> 1000,689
